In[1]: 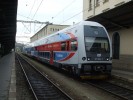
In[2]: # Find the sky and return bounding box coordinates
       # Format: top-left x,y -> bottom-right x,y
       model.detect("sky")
16,0 -> 83,44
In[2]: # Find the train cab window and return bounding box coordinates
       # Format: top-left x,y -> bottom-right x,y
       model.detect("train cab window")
85,37 -> 110,53
61,42 -> 66,51
71,40 -> 77,51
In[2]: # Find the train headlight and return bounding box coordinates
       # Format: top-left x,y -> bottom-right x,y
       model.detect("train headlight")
82,57 -> 86,61
106,57 -> 109,61
87,57 -> 91,61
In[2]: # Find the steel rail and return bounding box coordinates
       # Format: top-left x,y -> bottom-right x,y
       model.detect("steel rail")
16,53 -> 38,100
87,80 -> 133,100
16,53 -> 73,100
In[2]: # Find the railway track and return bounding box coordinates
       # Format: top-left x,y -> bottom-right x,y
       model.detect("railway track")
87,80 -> 133,100
16,53 -> 73,100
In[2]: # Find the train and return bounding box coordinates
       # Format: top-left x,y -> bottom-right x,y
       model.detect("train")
23,21 -> 112,79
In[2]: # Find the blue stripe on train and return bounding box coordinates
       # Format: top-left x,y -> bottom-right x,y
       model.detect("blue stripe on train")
54,52 -> 69,61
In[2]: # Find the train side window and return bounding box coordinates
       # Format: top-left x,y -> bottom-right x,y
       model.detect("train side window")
48,52 -> 50,59
71,40 -> 77,51
41,52 -> 42,57
45,52 -> 47,58
61,42 -> 66,51
46,52 -> 48,58
42,52 -> 44,57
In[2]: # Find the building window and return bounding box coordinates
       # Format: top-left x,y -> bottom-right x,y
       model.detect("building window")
112,32 -> 120,59
95,0 -> 100,7
88,0 -> 92,11
103,0 -> 109,3
55,28 -> 58,31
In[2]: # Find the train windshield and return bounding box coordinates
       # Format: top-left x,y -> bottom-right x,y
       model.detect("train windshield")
85,37 -> 110,53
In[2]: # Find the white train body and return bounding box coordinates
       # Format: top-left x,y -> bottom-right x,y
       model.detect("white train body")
23,21 -> 112,78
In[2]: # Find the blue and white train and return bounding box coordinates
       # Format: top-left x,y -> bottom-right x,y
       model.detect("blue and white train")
23,21 -> 112,79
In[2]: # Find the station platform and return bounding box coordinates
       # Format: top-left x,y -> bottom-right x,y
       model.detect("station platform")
112,69 -> 133,83
0,52 -> 16,100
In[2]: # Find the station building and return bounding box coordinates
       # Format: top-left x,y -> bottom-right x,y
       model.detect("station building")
83,0 -> 133,72
30,24 -> 69,42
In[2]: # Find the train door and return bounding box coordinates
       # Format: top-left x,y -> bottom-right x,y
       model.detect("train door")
50,51 -> 54,64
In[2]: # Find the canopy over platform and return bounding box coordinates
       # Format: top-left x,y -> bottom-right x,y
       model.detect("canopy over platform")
0,0 -> 17,56
86,1 -> 133,31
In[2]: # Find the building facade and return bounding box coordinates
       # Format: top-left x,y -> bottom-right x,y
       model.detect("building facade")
30,24 -> 69,42
83,0 -> 131,20
83,0 -> 133,72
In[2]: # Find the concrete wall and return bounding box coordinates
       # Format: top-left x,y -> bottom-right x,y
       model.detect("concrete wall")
109,26 -> 133,71
109,26 -> 133,55
113,55 -> 133,72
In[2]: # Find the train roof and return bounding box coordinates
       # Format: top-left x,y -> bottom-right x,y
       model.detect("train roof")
24,21 -> 104,48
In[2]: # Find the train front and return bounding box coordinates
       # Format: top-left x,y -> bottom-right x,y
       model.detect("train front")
79,24 -> 112,79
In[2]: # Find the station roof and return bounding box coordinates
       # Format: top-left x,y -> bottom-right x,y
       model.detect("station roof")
86,1 -> 133,31
0,0 -> 17,53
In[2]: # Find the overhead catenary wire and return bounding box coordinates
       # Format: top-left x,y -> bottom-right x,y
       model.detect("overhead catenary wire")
18,0 -> 78,34
18,0 -> 45,35
17,0 -> 111,44
22,22 -> 31,33
58,5 -> 89,25
19,0 -> 90,33
29,0 -> 45,34
59,0 -> 106,24
18,0 -> 102,38
52,0 -> 77,19
59,11 -> 82,25
20,0 -> 43,35
32,0 -> 44,19
18,13 -> 33,20
28,0 -> 36,18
